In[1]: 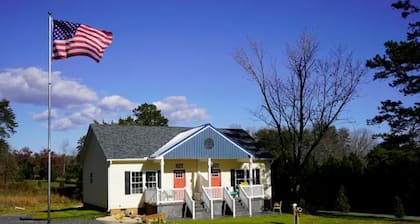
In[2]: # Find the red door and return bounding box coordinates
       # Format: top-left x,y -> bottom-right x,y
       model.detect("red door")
173,170 -> 185,200
173,170 -> 186,188
211,169 -> 221,187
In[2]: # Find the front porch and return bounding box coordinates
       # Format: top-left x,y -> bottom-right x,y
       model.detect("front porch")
143,184 -> 265,219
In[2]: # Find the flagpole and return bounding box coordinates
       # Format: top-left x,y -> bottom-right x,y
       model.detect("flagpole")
47,12 -> 52,224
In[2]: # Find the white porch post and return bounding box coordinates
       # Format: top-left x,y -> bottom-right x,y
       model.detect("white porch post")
160,157 -> 164,189
249,156 -> 253,217
208,158 -> 212,187
249,156 -> 253,185
160,157 -> 164,204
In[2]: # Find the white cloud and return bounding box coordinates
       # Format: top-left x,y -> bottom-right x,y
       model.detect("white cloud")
1,68 -> 210,131
51,104 -> 103,130
98,95 -> 136,111
154,96 -> 211,123
0,67 -> 97,108
32,109 -> 58,121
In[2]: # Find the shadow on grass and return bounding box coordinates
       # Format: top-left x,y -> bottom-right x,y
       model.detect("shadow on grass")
23,206 -> 106,221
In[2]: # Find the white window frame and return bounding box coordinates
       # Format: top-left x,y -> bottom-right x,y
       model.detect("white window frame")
145,171 -> 157,189
131,171 -> 143,194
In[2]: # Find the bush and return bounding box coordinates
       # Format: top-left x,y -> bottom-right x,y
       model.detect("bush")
335,185 -> 350,213
394,196 -> 405,218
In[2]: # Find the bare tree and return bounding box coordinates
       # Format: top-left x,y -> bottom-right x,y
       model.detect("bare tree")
234,33 -> 365,199
348,128 -> 377,157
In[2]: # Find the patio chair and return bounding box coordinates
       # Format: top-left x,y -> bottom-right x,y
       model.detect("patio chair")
273,201 -> 282,214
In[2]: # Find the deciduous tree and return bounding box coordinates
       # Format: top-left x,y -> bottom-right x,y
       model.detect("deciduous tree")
234,33 -> 365,200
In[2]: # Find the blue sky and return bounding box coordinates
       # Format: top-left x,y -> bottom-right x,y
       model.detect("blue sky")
0,0 -> 414,154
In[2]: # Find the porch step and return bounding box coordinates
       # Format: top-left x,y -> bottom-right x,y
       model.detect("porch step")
220,198 -> 249,217
191,199 -> 250,219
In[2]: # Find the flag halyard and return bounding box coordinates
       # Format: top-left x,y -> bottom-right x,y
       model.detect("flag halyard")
52,20 -> 113,62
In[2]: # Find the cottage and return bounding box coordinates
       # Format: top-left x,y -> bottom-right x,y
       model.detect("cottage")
80,123 -> 273,219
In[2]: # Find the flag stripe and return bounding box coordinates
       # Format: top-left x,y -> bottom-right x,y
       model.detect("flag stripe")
53,42 -> 104,62
54,38 -> 106,53
52,20 -> 112,62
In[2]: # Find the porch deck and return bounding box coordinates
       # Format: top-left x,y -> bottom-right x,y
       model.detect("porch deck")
144,184 -> 265,219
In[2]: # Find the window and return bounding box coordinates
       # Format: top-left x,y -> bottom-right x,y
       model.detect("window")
131,171 -> 143,194
175,170 -> 184,178
231,169 -> 261,186
235,170 -> 246,185
211,169 -> 220,177
146,171 -> 157,188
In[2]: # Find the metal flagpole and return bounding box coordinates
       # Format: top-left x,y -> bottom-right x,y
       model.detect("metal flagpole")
47,12 -> 52,224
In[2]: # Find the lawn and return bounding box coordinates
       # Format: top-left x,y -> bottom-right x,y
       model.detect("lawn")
167,213 -> 420,224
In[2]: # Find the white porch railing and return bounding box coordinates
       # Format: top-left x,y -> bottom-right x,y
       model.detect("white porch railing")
144,188 -> 158,204
241,184 -> 264,198
144,188 -> 185,205
238,185 -> 252,216
223,187 -> 235,218
203,186 -> 223,200
201,186 -> 213,219
201,186 -> 223,219
184,189 -> 195,220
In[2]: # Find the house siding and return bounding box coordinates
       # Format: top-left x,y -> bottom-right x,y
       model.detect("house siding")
108,161 -> 160,210
164,127 -> 250,159
82,133 -> 108,209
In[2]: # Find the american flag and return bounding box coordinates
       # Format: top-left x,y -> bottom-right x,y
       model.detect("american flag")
52,20 -> 113,63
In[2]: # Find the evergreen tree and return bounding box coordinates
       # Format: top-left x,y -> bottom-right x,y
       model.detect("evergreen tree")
366,0 -> 419,147
394,196 -> 405,218
335,185 -> 351,213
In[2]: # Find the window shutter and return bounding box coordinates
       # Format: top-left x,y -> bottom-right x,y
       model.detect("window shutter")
255,169 -> 261,184
125,171 -> 131,195
157,170 -> 161,188
230,169 -> 235,187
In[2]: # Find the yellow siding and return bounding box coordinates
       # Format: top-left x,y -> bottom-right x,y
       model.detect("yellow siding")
107,158 -> 272,210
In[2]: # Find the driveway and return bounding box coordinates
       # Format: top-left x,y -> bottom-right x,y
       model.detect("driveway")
0,215 -> 106,224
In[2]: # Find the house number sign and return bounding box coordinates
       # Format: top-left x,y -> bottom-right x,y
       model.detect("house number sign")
204,138 -> 214,149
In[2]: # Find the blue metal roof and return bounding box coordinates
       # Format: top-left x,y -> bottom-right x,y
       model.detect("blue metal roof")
162,124 -> 252,159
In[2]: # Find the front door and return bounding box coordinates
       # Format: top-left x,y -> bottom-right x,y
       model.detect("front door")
173,169 -> 186,188
173,170 -> 185,200
211,168 -> 221,187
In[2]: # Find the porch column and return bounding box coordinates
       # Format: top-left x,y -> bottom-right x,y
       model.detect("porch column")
208,158 -> 212,187
249,156 -> 253,185
160,157 -> 164,189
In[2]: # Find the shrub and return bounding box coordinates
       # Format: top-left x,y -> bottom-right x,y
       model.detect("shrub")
335,185 -> 350,213
394,196 -> 405,218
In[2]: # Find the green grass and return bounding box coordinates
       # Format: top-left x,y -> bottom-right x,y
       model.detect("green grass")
31,207 -> 105,220
167,213 -> 420,224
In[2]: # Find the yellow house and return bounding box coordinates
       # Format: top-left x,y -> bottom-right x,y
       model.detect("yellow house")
80,123 -> 273,219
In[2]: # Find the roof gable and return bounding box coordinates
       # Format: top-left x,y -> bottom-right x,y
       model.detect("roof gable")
89,124 -> 189,159
157,124 -> 252,159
